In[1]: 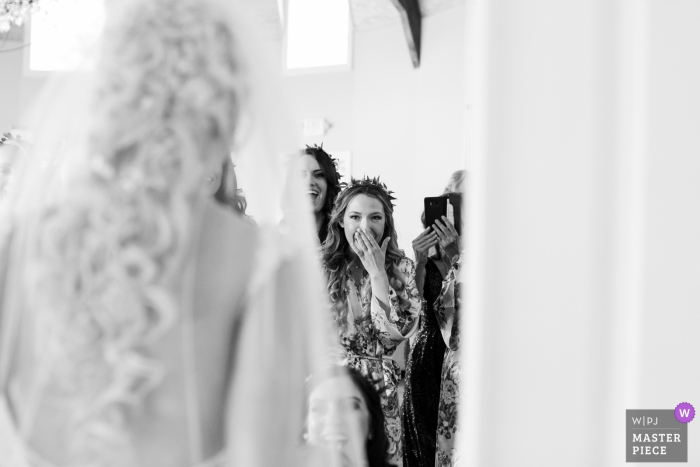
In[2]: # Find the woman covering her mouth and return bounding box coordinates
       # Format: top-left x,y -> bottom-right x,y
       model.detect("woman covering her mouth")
321,177 -> 421,466
300,144 -> 344,244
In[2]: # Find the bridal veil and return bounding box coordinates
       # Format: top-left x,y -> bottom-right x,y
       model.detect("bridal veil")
0,0 -> 349,466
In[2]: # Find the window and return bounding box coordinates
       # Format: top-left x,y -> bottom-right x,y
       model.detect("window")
285,0 -> 351,72
27,0 -> 104,73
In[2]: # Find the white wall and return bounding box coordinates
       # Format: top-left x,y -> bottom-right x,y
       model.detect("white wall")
641,0 -> 700,409
462,0 -> 700,465
0,42 -> 46,131
0,42 -> 24,131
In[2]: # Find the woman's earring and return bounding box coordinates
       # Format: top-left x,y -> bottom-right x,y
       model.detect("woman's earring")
368,431 -> 373,440
302,432 -> 309,441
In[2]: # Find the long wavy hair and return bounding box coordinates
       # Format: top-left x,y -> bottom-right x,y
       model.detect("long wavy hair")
444,169 -> 466,193
32,0 -> 244,463
306,366 -> 391,467
321,180 -> 407,335
303,145 -> 343,243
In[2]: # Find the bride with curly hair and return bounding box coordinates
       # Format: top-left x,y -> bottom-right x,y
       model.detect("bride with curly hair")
0,1 -> 341,466
321,177 -> 422,466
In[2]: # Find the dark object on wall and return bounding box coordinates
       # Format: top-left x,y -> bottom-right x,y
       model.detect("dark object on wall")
390,0 -> 422,68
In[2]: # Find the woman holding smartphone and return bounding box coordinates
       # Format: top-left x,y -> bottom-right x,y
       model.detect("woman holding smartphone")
402,191 -> 461,467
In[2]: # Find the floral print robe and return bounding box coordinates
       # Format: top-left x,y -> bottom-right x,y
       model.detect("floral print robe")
434,255 -> 463,467
337,257 -> 421,466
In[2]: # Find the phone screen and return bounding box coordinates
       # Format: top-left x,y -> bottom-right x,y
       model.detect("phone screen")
446,193 -> 461,236
424,194 -> 461,256
446,198 -> 455,226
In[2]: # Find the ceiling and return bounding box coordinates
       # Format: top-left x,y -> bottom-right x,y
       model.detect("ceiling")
0,0 -> 465,44
245,0 -> 465,38
351,0 -> 464,30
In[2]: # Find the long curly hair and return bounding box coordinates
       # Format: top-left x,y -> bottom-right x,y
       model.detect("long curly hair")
303,145 -> 343,243
32,0 -> 245,463
321,179 -> 407,335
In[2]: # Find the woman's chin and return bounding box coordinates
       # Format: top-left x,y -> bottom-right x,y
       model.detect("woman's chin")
306,443 -> 360,467
313,198 -> 326,214
323,440 -> 365,467
324,439 -> 349,452
322,432 -> 349,448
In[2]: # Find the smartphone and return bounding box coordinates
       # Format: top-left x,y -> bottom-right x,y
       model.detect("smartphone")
424,194 -> 462,235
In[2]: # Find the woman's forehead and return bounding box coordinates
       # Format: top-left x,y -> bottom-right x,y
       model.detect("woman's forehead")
346,193 -> 383,212
310,375 -> 363,401
301,153 -> 321,171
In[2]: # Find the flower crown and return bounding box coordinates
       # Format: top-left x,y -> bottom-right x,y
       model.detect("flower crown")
347,176 -> 396,208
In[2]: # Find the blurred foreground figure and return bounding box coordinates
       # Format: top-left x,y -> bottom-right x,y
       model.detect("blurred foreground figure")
0,1 -> 349,466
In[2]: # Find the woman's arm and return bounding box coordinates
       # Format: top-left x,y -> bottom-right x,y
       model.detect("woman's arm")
372,257 -> 422,346
435,254 -> 463,351
353,230 -> 421,344
433,216 -> 460,260
412,227 -> 438,299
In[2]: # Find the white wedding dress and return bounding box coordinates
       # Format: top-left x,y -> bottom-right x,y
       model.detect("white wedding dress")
0,1 -> 343,466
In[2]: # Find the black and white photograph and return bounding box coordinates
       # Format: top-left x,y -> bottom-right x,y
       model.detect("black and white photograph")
0,0 -> 698,466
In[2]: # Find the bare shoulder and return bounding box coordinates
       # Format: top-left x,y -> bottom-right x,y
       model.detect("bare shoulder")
201,200 -> 258,259
193,201 -> 260,319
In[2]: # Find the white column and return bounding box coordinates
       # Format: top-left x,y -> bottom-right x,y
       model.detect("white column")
461,0 -> 700,465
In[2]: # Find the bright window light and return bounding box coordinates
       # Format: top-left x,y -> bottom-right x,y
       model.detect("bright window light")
286,0 -> 351,70
28,0 -> 105,72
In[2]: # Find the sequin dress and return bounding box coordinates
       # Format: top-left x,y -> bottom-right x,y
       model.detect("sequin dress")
402,259 -> 447,467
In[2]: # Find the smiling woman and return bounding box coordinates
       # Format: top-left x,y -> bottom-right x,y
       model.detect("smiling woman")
301,145 -> 343,243
306,365 -> 391,467
321,176 -> 421,466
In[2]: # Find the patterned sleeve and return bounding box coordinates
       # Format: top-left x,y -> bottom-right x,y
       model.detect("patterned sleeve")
435,254 -> 463,351
372,257 -> 422,348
